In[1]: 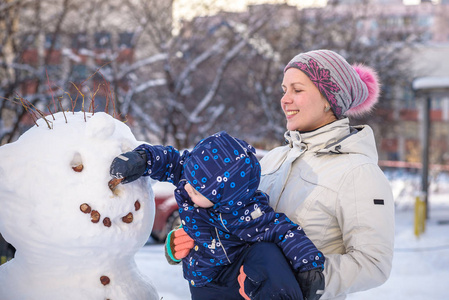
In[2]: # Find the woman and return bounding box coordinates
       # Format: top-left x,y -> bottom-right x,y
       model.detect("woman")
113,49 -> 395,300
256,50 -> 395,299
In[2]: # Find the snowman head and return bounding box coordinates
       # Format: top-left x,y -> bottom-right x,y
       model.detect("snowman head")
0,112 -> 154,261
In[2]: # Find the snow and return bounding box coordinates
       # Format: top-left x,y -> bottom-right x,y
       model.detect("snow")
61,48 -> 83,63
412,76 -> 449,91
135,175 -> 449,300
0,112 -> 158,300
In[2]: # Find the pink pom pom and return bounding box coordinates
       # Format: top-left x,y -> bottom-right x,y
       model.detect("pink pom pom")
346,64 -> 380,117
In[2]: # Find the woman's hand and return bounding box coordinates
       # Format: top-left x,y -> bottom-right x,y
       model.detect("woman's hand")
296,268 -> 325,300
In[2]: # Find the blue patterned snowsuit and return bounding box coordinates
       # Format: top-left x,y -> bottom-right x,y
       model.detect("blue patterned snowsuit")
136,132 -> 324,288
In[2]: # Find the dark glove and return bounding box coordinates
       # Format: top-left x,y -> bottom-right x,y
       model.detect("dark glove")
296,268 -> 325,300
109,150 -> 148,184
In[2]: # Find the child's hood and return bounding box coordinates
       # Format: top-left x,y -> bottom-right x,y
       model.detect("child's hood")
183,131 -> 261,213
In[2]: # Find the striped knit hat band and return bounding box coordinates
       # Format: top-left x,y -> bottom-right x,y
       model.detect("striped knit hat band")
284,50 -> 380,119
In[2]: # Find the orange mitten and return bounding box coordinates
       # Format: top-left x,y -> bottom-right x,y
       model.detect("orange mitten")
173,227 -> 194,259
165,226 -> 194,264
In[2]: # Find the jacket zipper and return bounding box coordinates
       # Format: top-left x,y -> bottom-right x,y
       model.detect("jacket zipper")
215,226 -> 231,264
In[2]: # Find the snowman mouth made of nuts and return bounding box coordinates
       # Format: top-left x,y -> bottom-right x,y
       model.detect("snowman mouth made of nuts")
76,165 -> 141,227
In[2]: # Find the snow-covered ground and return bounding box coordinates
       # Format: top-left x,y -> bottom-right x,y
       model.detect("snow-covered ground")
136,174 -> 449,300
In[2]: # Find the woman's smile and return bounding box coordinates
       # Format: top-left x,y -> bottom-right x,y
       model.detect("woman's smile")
285,110 -> 300,117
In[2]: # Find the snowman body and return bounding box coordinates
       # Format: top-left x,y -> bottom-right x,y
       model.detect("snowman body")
0,112 -> 158,300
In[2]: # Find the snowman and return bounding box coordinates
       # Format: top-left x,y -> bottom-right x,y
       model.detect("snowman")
0,111 -> 159,300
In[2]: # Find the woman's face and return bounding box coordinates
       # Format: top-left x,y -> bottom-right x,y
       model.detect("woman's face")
281,68 -> 337,132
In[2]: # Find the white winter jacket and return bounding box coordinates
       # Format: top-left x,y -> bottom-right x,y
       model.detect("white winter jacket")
259,118 -> 394,300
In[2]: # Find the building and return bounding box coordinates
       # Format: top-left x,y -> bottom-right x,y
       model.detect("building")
305,1 -> 449,166
3,0 -> 449,167
375,2 -> 449,166
0,0 -> 172,144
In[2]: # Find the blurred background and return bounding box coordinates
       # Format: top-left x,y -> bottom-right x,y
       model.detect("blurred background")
1,0 -> 449,269
1,0 -> 449,154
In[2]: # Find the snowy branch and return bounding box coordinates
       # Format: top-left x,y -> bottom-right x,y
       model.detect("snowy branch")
174,39 -> 227,95
188,38 -> 247,123
134,78 -> 167,94
130,102 -> 162,135
116,53 -> 168,79
0,0 -> 33,13
188,15 -> 270,123
61,48 -> 83,63
255,81 -> 284,135
6,63 -> 38,75
198,103 -> 225,134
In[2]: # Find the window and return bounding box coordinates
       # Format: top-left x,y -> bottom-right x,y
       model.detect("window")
72,33 -> 88,49
45,33 -> 61,50
71,65 -> 88,81
119,32 -> 134,48
94,32 -> 112,49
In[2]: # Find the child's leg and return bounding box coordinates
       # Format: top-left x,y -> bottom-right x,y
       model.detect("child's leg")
189,258 -> 245,300
189,280 -> 242,300
189,242 -> 302,300
239,242 -> 303,300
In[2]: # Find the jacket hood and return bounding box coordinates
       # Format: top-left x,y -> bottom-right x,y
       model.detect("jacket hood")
184,131 -> 261,212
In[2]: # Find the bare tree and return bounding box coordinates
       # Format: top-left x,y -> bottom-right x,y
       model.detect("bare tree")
117,4 -> 282,148
0,0 -> 279,149
238,2 -> 426,147
0,1 -> 426,152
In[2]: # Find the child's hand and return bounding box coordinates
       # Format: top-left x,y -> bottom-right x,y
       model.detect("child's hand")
109,150 -> 147,184
172,228 -> 194,259
164,227 -> 194,264
296,268 -> 325,300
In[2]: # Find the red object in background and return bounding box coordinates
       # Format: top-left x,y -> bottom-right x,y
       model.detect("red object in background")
150,181 -> 180,243
0,233 -> 15,265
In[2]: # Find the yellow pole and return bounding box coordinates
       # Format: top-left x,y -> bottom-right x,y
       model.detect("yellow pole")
414,195 -> 426,238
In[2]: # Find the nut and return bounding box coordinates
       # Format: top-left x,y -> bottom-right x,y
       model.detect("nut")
122,212 -> 133,224
80,203 -> 91,214
72,164 -> 83,172
134,200 -> 141,211
100,275 -> 110,286
108,177 -> 124,191
91,210 -> 100,223
103,217 -> 111,227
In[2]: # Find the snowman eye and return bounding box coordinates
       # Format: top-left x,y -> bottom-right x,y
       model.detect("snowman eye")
71,152 -> 84,172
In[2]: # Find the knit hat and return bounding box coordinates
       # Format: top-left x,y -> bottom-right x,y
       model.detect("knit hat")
284,49 -> 380,119
183,131 -> 261,212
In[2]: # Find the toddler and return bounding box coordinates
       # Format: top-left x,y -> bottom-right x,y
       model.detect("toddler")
110,131 -> 325,300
